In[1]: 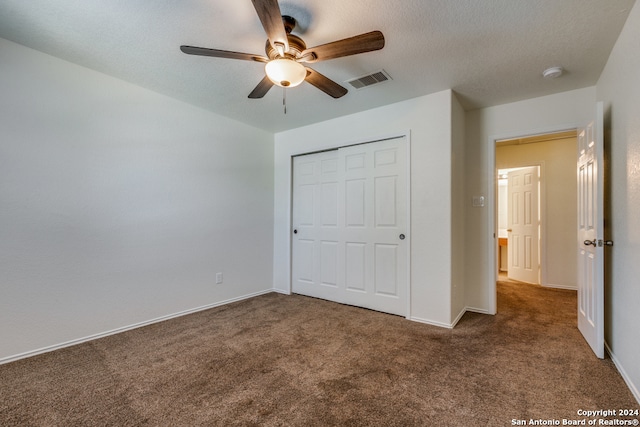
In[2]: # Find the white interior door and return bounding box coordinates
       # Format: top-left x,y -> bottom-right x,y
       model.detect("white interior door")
577,102 -> 605,359
292,149 -> 340,304
507,166 -> 540,284
291,137 -> 408,316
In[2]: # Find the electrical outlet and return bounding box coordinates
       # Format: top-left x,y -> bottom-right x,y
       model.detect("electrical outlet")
215,272 -> 223,284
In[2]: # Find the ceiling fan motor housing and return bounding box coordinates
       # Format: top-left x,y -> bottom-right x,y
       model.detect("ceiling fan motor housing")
265,31 -> 306,60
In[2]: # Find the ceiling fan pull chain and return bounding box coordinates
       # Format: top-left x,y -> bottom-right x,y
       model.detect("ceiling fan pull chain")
283,87 -> 287,114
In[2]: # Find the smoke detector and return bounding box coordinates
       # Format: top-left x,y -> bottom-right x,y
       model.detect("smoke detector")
542,66 -> 563,79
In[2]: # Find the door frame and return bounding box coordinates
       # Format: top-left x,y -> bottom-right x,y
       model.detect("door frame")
497,163 -> 546,285
288,131 -> 412,318
486,124 -> 578,314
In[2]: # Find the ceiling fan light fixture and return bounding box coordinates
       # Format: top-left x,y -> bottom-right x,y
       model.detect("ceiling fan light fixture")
265,58 -> 306,88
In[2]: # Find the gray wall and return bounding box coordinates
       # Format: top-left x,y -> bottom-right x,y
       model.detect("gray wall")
274,91 -> 458,327
596,0 -> 640,403
464,87 -> 596,314
462,0 -> 640,400
0,39 -> 275,361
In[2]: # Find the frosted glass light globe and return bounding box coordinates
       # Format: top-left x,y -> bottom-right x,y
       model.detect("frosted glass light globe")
265,59 -> 306,87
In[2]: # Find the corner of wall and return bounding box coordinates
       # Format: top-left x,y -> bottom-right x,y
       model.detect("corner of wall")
450,92 -> 467,324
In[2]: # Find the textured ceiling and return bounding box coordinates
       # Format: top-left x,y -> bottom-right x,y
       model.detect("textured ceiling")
0,0 -> 635,132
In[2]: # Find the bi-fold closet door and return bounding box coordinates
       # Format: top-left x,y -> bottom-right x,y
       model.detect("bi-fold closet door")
291,137 -> 408,316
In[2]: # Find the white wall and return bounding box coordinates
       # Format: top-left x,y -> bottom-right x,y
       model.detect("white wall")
596,0 -> 640,403
0,39 -> 275,362
274,90 -> 456,327
464,87 -> 596,313
496,137 -> 578,289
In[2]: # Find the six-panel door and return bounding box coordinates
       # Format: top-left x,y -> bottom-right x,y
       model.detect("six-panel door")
291,137 -> 408,316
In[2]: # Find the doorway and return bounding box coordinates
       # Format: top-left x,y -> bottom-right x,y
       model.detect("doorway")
494,130 -> 578,291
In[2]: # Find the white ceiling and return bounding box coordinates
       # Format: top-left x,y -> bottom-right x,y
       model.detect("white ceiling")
0,0 -> 635,133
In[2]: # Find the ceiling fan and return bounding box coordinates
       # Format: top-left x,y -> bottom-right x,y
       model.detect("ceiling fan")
180,0 -> 385,99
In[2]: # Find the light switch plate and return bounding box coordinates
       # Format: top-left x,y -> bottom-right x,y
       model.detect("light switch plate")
472,196 -> 485,207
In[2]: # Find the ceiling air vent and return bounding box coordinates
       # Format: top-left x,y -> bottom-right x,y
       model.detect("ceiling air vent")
346,70 -> 392,90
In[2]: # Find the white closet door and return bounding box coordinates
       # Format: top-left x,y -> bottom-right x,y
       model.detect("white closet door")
292,150 -> 340,302
291,137 -> 408,316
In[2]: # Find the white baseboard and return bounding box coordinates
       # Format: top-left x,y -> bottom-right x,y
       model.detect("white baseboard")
0,289 -> 275,366
605,342 -> 640,405
450,308 -> 467,328
410,316 -> 455,329
542,283 -> 577,291
465,306 -> 491,315
410,306 -> 494,329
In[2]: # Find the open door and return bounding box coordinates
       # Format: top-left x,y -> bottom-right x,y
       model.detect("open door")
577,102 -> 605,359
507,166 -> 540,284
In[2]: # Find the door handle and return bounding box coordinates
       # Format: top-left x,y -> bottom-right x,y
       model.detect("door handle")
584,239 -> 597,246
399,234 -> 405,240
507,229 -> 512,232
293,229 -> 298,234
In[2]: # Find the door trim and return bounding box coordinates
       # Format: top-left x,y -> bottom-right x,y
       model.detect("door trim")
288,131 -> 412,318
487,124 -> 579,314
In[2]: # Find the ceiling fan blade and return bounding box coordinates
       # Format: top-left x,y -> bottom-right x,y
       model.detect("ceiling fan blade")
300,31 -> 385,63
248,76 -> 275,99
180,45 -> 268,62
251,0 -> 289,53
305,68 -> 348,98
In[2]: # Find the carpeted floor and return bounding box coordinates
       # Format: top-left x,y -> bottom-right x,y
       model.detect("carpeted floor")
0,281 -> 638,426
